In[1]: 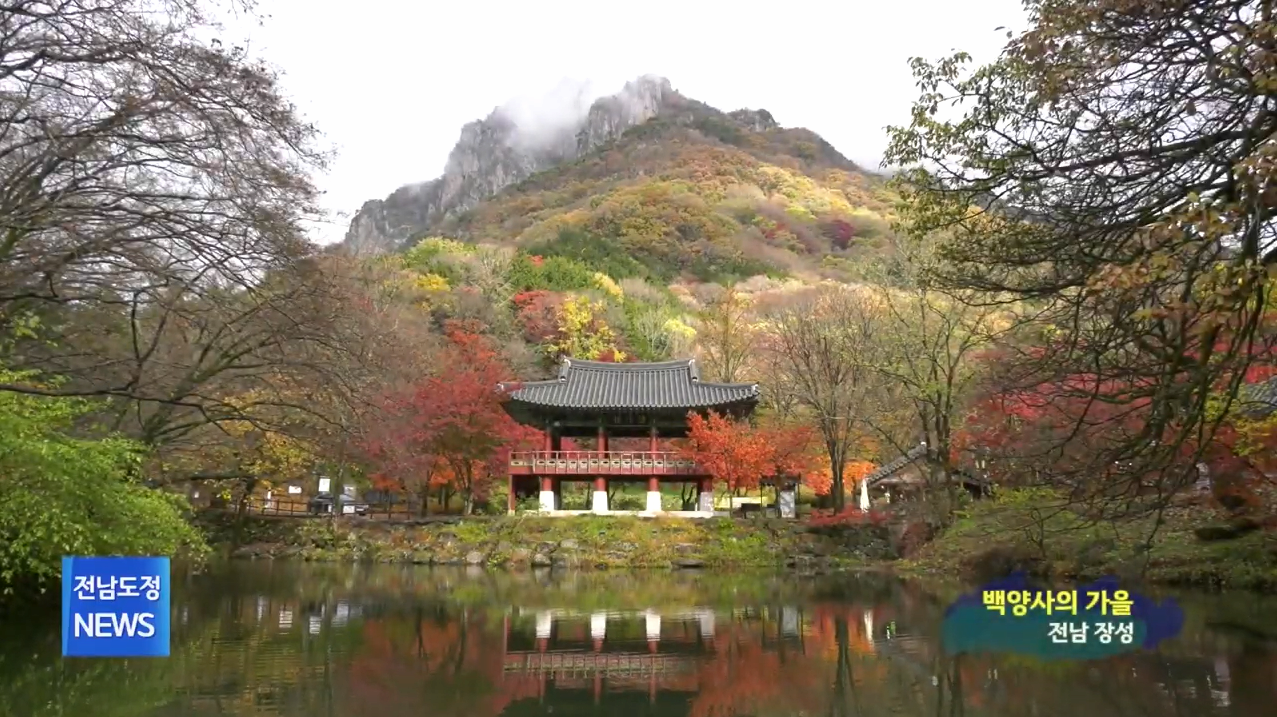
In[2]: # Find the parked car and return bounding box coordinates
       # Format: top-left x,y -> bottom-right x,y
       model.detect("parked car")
307,493 -> 369,515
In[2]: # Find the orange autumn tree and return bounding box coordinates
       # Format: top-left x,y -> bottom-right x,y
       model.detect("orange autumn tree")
682,411 -> 774,498
804,460 -> 876,497
681,411 -> 818,503
760,418 -> 820,501
360,321 -> 540,515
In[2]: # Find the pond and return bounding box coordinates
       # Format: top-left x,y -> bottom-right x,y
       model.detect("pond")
1,561 -> 1275,716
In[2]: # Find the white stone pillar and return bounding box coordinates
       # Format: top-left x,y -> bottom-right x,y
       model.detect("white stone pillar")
699,609 -> 715,639
646,490 -> 662,513
535,611 -> 553,640
781,606 -> 799,636
590,611 -> 608,641
778,488 -> 796,518
645,611 -> 662,641
592,479 -> 609,513
539,489 -> 556,512
697,482 -> 714,513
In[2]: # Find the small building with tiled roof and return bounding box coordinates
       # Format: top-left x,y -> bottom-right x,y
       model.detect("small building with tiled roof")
498,357 -> 763,517
500,357 -> 759,434
1237,376 -> 1277,418
863,442 -> 992,502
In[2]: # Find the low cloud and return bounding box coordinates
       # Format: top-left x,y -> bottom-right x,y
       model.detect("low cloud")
495,77 -> 604,151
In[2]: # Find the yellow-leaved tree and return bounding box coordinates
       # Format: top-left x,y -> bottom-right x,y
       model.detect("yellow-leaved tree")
547,294 -> 625,361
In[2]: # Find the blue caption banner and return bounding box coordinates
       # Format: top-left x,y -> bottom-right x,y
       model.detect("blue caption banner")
61,556 -> 170,657
941,573 -> 1184,661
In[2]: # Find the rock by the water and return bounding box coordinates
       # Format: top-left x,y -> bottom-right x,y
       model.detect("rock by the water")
558,539 -> 579,550
465,551 -> 485,565
532,553 -> 552,567
673,558 -> 705,569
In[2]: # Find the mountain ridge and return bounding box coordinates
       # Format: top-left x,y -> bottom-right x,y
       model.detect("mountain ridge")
342,76 -> 674,254
341,76 -> 879,261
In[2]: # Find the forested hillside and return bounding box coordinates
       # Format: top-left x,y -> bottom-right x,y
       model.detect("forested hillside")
5,0 -> 1277,602
438,97 -> 898,286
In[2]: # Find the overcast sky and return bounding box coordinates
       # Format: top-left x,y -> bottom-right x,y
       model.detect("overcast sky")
220,0 -> 1028,244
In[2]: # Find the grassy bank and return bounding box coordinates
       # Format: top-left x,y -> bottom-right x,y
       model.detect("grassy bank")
901,489 -> 1277,591
201,513 -> 897,571
200,492 -> 1277,591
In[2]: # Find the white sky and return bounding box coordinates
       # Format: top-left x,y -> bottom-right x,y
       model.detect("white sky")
220,0 -> 1028,244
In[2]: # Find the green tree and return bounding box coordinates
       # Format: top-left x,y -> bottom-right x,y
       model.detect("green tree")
860,236 -> 1015,521
0,367 -> 204,601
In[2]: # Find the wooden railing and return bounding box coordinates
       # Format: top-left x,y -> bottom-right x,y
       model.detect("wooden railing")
508,451 -> 705,476
241,497 -> 418,520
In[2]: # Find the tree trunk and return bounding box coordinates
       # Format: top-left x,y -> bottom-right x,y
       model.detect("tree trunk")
831,460 -> 846,512
330,460 -> 348,523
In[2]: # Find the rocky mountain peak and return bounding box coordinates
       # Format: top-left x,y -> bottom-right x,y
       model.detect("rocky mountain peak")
341,76 -> 677,255
728,108 -> 779,132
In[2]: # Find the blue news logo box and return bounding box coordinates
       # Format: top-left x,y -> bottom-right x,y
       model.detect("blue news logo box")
61,556 -> 170,657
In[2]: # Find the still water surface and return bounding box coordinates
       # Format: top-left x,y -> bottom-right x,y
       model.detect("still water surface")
2,561 -> 1276,716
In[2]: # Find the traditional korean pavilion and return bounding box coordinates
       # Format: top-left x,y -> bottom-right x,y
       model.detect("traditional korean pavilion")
499,608 -> 716,715
499,357 -> 760,515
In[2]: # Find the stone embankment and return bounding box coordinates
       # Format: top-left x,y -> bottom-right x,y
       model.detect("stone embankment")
204,514 -> 900,573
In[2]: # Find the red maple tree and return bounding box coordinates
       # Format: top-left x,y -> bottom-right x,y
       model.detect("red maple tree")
360,323 -> 539,514
681,411 -> 773,495
954,332 -> 1277,509
512,290 -> 563,343
680,411 -> 818,499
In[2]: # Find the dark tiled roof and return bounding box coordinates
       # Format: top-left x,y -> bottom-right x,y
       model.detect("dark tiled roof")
499,358 -> 759,411
864,443 -> 991,488
1238,377 -> 1277,418
864,444 -> 928,486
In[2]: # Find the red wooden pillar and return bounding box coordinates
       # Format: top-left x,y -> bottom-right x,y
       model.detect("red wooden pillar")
594,425 -> 609,511
502,613 -> 509,659
649,425 -> 659,494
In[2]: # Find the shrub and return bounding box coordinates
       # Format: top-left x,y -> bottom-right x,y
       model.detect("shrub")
525,228 -> 647,281
807,508 -> 893,528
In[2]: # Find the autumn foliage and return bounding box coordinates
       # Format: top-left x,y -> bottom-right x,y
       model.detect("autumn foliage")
359,323 -> 540,513
680,410 -> 817,494
954,336 -> 1277,516
807,507 -> 893,528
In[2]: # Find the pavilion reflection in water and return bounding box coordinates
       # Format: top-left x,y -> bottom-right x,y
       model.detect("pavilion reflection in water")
498,607 -> 810,715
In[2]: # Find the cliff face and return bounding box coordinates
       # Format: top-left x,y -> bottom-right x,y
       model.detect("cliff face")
342,76 -> 675,255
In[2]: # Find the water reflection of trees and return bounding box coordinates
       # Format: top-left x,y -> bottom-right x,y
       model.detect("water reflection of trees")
2,565 -> 1276,717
